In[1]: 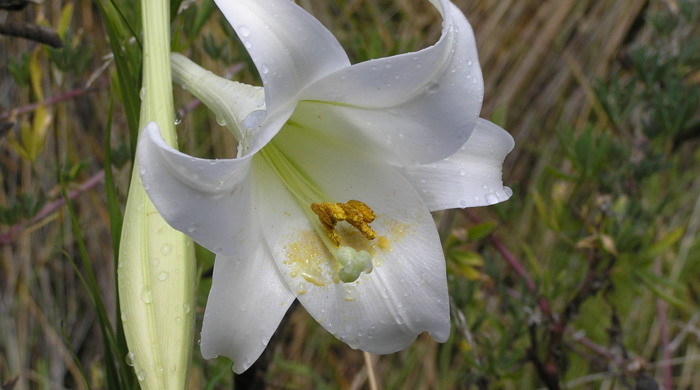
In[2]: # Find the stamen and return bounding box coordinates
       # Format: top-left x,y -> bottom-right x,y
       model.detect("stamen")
310,200 -> 377,246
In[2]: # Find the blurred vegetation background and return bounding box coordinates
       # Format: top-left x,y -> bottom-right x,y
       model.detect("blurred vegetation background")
1,0 -> 699,389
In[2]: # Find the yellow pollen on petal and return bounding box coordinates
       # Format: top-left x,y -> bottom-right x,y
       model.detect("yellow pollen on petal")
378,236 -> 390,250
283,233 -> 331,287
310,200 -> 377,246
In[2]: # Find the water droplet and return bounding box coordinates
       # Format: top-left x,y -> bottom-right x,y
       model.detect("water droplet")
459,169 -> 466,176
342,285 -> 355,301
485,193 -> 499,205
244,41 -> 252,49
160,244 -> 172,256
504,187 -> 513,197
427,82 -> 439,94
242,110 -> 266,129
125,352 -> 135,366
139,88 -> 145,100
174,113 -> 182,125
151,257 -> 160,266
238,25 -> 251,37
137,371 -> 146,382
215,114 -> 227,126
260,64 -> 269,74
158,272 -> 169,281
141,288 -> 153,304
186,224 -> 198,234
459,199 -> 468,208
467,59 -> 473,66
262,336 -> 270,346
183,303 -> 191,314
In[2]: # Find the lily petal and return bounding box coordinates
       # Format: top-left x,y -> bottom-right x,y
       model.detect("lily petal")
255,125 -> 450,353
400,119 -> 515,211
299,0 -> 483,165
200,245 -> 295,374
137,123 -> 256,257
214,0 -> 350,116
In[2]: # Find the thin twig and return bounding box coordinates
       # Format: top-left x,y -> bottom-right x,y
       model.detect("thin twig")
0,81 -> 105,121
461,209 -> 535,291
0,170 -> 105,244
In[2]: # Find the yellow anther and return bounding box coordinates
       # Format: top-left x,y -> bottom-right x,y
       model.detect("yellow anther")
310,200 -> 377,246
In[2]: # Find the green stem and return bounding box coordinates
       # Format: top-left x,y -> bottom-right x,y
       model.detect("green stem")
140,0 -> 176,142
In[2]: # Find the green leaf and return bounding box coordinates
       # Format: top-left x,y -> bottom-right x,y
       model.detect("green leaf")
466,222 -> 497,241
95,0 -> 142,155
648,226 -> 685,258
633,268 -> 687,309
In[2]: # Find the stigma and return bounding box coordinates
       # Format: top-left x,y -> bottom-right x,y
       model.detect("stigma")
310,200 -> 378,283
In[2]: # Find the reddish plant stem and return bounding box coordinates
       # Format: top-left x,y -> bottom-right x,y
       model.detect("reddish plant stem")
462,210 -> 535,289
652,253 -> 673,390
0,170 -> 105,244
488,230 -> 536,291
461,209 -> 553,319
573,332 -> 613,359
657,298 -> 673,390
0,80 -> 105,121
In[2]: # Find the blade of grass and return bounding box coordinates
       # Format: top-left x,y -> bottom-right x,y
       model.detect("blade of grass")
94,0 -> 142,155
59,173 -> 137,389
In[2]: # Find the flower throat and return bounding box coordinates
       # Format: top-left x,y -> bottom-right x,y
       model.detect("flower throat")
259,141 -> 376,283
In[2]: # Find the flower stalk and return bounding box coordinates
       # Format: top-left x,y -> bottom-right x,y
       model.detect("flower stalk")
117,0 -> 195,388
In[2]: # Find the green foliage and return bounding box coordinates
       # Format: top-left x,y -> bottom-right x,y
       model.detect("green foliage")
0,192 -> 46,225
94,0 -> 143,154
48,31 -> 93,75
8,52 -> 31,85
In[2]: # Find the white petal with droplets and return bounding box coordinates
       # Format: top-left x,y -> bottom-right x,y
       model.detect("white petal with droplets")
298,0 -> 483,165
400,119 -> 515,211
137,123 -> 256,257
214,0 -> 349,113
200,244 -> 295,374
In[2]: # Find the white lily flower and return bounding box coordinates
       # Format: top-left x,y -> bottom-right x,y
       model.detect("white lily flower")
138,0 -> 514,374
